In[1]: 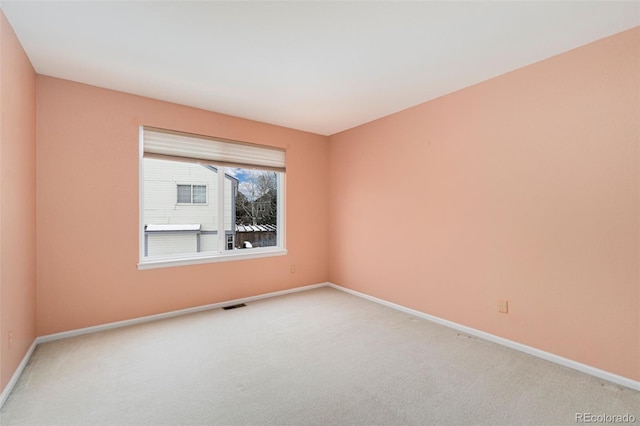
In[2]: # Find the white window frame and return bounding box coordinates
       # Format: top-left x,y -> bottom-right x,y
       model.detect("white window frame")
138,127 -> 287,270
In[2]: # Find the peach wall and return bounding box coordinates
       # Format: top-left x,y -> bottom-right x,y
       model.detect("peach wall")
36,76 -> 329,336
0,11 -> 37,392
329,28 -> 640,381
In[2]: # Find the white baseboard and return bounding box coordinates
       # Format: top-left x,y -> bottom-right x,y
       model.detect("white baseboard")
0,282 -> 328,410
0,339 -> 37,408
38,282 -> 328,344
2,280 -> 636,412
327,282 -> 640,392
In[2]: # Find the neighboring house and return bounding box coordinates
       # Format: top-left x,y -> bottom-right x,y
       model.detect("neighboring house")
143,159 -> 238,257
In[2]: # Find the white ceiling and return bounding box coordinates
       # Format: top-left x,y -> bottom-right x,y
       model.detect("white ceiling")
2,1 -> 639,136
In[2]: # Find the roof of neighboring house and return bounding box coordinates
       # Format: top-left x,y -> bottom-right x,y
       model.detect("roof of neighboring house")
202,165 -> 240,184
235,224 -> 277,233
146,224 -> 275,232
146,224 -> 201,232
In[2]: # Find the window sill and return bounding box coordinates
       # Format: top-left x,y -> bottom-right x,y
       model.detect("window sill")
138,248 -> 288,270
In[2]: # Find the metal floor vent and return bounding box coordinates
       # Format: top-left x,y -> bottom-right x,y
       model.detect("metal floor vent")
222,303 -> 247,310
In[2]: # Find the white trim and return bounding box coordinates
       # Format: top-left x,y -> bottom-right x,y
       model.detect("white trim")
137,248 -> 287,270
216,164 -> 225,252
327,282 -> 640,392
37,282 -> 327,343
3,281 -> 637,412
0,339 -> 37,408
138,125 -> 145,263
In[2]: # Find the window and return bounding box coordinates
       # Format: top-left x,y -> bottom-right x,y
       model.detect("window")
177,184 -> 207,204
139,127 -> 286,269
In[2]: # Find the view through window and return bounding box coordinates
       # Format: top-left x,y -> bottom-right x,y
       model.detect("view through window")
140,127 -> 285,267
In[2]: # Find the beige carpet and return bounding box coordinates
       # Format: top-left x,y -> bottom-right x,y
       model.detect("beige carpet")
1,287 -> 638,425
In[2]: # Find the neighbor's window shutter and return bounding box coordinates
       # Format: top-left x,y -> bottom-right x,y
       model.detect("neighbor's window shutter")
143,127 -> 286,172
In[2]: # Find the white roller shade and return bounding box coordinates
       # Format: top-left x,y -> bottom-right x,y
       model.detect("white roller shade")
143,127 -> 285,172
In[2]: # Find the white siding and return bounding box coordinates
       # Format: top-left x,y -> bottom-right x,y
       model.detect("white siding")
144,158 -> 219,231
143,158 -> 236,257
199,233 -> 219,253
147,233 -> 197,257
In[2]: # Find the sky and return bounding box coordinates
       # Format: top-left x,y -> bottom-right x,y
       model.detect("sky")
226,167 -> 276,201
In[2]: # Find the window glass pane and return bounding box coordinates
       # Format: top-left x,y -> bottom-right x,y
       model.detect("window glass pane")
143,158 -> 219,258
177,184 -> 191,204
192,185 -> 207,204
231,168 -> 279,250
141,153 -> 282,264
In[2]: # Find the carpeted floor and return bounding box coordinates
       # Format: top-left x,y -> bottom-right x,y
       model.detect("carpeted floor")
1,287 -> 638,425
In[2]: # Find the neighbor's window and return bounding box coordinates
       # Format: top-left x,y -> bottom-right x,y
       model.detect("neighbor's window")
177,184 -> 207,204
139,127 -> 286,269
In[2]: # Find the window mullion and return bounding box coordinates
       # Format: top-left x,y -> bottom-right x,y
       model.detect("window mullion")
217,167 -> 225,253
